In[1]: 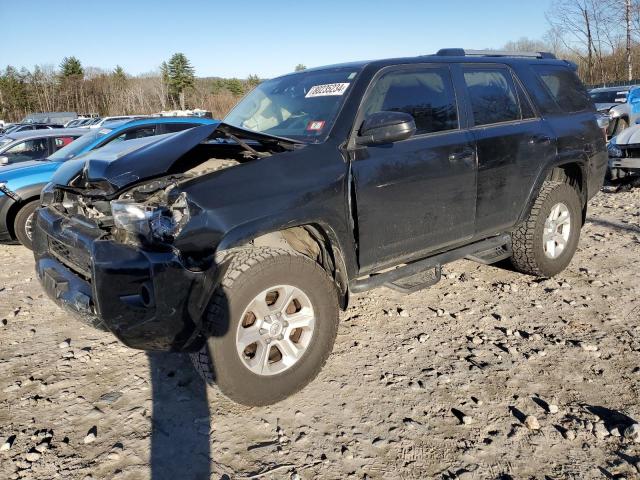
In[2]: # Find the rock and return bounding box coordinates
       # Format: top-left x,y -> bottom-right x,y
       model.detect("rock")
84,428 -> 97,444
624,423 -> 640,442
524,416 -> 540,430
548,404 -> 559,414
417,333 -> 429,343
462,415 -> 473,425
58,339 -> 71,349
290,473 -> 301,480
593,422 -> 609,439
2,384 -> 20,393
564,429 -> 576,440
34,442 -> 49,453
398,309 -> 409,318
471,336 -> 483,345
24,452 -> 41,462
610,426 -> 622,437
580,343 -> 598,352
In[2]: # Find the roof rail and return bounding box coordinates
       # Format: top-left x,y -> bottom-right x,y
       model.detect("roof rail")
436,48 -> 556,60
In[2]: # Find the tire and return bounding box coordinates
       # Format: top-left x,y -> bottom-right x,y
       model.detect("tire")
190,247 -> 340,406
14,200 -> 39,250
510,181 -> 582,278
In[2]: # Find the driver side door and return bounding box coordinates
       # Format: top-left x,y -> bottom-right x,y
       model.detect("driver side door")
350,64 -> 477,273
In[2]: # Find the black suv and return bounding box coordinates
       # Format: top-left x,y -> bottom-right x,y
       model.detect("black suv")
33,49 -> 607,406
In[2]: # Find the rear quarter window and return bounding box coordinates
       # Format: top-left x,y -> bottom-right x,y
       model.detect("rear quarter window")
532,65 -> 594,114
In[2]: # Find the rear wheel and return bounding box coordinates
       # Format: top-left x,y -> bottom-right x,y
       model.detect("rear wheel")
510,181 -> 582,277
14,200 -> 39,250
190,247 -> 340,406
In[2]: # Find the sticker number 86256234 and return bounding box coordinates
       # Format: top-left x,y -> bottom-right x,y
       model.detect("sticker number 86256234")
305,83 -> 350,98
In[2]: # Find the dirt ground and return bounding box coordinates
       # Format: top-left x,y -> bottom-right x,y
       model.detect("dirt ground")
1,186 -> 639,480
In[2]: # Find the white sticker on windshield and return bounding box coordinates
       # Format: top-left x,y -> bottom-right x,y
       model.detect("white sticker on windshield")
306,83 -> 350,98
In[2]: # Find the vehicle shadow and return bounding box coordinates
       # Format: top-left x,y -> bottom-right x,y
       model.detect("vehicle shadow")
148,352 -> 212,480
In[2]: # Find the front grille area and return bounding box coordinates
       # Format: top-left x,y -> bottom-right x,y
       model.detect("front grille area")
48,236 -> 93,281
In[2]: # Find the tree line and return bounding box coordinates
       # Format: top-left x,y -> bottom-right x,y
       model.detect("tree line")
0,53 -> 266,122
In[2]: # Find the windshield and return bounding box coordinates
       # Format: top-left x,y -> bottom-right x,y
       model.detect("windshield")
590,90 -> 628,104
224,67 -> 361,143
3,125 -> 20,134
47,129 -> 109,161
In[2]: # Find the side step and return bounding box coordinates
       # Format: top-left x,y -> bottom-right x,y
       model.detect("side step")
350,234 -> 511,294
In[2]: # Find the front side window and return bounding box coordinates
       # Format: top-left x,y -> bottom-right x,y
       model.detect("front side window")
463,67 -> 520,126
2,138 -> 49,162
224,67 -> 361,143
361,66 -> 459,135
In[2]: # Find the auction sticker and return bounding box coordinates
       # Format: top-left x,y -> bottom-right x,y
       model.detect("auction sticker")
306,120 -> 326,131
306,83 -> 350,98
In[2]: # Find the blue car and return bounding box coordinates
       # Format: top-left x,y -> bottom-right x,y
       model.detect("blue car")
0,117 -> 217,249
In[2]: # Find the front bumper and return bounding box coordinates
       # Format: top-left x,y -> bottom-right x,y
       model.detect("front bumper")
0,194 -> 16,242
33,206 -> 219,352
609,156 -> 640,170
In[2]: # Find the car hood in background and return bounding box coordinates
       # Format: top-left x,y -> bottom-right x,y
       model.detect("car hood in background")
612,124 -> 640,145
595,102 -> 621,112
0,160 -> 61,183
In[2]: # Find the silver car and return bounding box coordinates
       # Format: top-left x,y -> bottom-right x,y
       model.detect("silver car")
590,85 -> 640,136
0,129 -> 86,166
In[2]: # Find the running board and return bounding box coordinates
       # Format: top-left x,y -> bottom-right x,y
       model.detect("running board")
350,235 -> 511,294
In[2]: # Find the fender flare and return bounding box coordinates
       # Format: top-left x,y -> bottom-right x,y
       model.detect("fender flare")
517,157 -> 588,225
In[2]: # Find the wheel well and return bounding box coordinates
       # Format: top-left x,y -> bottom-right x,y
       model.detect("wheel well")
249,225 -> 349,310
5,196 -> 39,239
549,163 -> 587,223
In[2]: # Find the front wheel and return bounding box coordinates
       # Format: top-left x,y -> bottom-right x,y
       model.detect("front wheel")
510,181 -> 582,277
190,247 -> 340,406
14,200 -> 39,250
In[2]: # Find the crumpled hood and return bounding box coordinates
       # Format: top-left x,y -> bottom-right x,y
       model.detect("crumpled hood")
613,124 -> 640,145
51,122 -> 298,194
52,124 -> 218,192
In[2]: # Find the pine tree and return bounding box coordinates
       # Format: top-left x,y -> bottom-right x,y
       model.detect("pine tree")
59,56 -> 84,78
166,53 -> 195,109
294,64 -> 307,72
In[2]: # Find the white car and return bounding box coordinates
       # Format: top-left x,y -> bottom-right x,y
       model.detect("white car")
607,123 -> 640,180
88,115 -> 147,129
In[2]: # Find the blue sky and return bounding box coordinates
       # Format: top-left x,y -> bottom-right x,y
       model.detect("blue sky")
0,0 -> 553,78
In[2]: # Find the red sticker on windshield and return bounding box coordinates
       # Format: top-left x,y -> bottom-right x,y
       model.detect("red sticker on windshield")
306,120 -> 325,131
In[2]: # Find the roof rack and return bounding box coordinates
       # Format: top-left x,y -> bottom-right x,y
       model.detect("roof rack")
436,48 -> 556,60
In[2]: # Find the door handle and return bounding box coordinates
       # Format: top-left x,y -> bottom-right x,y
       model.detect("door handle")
528,135 -> 551,145
448,148 -> 475,162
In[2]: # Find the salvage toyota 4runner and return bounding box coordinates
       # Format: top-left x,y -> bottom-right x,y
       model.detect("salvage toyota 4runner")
33,49 -> 607,406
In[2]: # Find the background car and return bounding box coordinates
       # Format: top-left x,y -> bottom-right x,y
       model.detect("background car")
0,117 -> 218,249
0,129 -> 86,166
0,123 -> 65,136
88,115 -> 147,128
589,85 -> 640,136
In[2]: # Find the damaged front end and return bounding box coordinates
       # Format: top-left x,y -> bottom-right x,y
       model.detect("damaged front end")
33,124 -> 296,351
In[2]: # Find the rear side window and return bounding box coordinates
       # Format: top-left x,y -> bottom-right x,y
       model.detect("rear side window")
532,65 -> 593,113
463,67 -> 520,126
107,126 -> 156,145
362,66 -> 459,135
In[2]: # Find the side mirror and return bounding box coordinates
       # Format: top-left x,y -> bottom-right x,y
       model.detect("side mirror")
357,111 -> 416,146
0,156 -> 8,165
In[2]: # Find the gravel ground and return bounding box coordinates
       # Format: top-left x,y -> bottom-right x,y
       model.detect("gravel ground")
1,187 -> 639,480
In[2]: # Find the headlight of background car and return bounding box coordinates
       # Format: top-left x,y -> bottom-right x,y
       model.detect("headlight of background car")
111,193 -> 190,244
607,141 -> 623,158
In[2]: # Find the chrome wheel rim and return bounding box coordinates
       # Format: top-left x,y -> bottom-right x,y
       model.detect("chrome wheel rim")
24,212 -> 34,241
236,285 -> 315,376
543,202 -> 571,259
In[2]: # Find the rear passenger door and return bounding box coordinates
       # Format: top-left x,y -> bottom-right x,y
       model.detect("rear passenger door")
460,64 -> 556,237
351,64 -> 477,272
